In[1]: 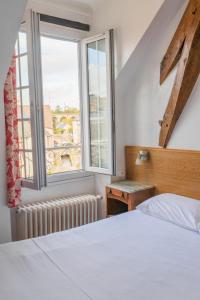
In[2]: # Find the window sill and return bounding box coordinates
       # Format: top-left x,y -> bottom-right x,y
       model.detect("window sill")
47,170 -> 94,186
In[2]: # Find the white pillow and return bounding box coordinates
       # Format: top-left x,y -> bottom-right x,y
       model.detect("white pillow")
137,193 -> 200,233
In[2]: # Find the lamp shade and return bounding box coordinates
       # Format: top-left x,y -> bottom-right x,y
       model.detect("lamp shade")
135,150 -> 149,165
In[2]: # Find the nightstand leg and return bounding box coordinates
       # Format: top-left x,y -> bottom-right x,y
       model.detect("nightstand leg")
128,197 -> 135,211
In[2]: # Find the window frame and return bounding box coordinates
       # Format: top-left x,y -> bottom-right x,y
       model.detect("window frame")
39,26 -> 88,184
15,18 -> 43,189
15,31 -> 32,183
25,11 -> 47,189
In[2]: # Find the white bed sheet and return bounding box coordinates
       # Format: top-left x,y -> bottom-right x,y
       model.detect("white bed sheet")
1,210 -> 200,300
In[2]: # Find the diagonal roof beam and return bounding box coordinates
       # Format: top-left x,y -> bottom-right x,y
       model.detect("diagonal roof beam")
159,0 -> 200,147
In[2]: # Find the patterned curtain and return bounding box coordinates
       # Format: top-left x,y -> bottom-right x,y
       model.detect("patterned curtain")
4,57 -> 21,208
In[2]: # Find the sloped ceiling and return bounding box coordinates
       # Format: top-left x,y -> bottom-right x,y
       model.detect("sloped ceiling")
73,0 -> 103,8
35,0 -> 104,11
54,0 -> 103,8
0,0 -> 27,90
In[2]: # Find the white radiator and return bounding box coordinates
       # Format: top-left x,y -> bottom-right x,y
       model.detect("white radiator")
16,194 -> 100,240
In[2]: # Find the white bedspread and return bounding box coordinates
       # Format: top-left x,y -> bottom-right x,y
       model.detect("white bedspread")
1,210 -> 200,300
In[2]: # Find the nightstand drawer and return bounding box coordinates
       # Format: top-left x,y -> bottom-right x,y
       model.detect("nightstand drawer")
106,187 -> 128,205
109,188 -> 123,198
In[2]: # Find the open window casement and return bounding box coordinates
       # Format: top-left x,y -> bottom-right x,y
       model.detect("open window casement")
28,11 -> 47,189
16,11 -> 46,190
82,30 -> 116,175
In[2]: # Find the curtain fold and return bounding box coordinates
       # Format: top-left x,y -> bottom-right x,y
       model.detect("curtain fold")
4,57 -> 21,208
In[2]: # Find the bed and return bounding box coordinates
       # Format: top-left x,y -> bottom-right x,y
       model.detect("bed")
1,193 -> 200,300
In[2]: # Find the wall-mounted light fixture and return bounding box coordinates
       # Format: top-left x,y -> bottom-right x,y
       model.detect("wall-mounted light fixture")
135,150 -> 149,166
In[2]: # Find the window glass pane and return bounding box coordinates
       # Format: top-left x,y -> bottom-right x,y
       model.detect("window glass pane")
19,151 -> 25,178
23,120 -> 32,150
19,31 -> 27,54
100,120 -> 107,141
98,39 -> 107,101
25,152 -> 34,179
90,119 -> 98,142
18,120 -> 32,150
18,136 -> 33,180
17,90 -> 21,119
18,121 -> 24,150
15,38 -> 19,56
87,38 -> 109,169
22,88 -> 30,118
16,58 -> 20,88
89,95 -> 98,117
40,35 -> 82,175
17,89 -> 31,119
100,143 -> 108,169
88,41 -> 98,96
20,55 -> 29,86
18,151 -> 34,180
90,145 -> 99,168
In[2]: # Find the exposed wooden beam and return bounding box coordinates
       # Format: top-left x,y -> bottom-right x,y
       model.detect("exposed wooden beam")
40,14 -> 90,32
159,0 -> 200,147
160,0 -> 198,84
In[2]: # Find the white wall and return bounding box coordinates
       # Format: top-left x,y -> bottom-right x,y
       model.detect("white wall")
91,0 -> 165,178
0,0 -> 27,243
123,0 -> 199,150
22,176 -> 95,202
91,0 -> 165,69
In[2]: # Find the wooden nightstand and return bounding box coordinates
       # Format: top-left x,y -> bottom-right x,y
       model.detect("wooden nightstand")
106,180 -> 155,217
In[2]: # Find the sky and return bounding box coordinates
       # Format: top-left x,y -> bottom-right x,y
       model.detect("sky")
41,36 -> 80,110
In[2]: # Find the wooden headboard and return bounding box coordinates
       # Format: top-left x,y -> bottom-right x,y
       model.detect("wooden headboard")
125,146 -> 200,200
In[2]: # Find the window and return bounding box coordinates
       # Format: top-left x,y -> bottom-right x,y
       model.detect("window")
16,26 -> 34,181
82,32 -> 115,174
16,10 -> 115,189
